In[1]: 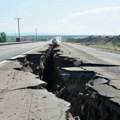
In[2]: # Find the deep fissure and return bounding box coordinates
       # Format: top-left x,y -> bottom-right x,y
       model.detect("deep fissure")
17,43 -> 120,120
42,48 -> 59,92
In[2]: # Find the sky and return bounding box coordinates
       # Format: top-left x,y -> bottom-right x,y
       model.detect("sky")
0,0 -> 120,35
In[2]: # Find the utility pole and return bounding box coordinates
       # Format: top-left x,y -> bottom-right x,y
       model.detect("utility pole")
35,28 -> 37,41
15,17 -> 22,39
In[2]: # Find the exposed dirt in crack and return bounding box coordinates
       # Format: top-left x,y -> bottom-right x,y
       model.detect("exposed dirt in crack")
16,43 -> 120,120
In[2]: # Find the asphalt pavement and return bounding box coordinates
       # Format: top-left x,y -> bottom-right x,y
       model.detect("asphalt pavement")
0,42 -> 48,62
64,43 -> 120,65
0,42 -> 120,119
62,43 -> 120,104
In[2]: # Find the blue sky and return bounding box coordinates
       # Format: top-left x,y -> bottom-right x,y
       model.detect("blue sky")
0,0 -> 120,35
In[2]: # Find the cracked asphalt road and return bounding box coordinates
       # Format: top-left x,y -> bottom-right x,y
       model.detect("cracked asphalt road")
62,43 -> 120,104
0,42 -> 120,119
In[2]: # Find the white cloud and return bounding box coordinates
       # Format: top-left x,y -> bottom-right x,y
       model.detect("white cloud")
57,6 -> 120,24
71,6 -> 120,16
55,6 -> 120,35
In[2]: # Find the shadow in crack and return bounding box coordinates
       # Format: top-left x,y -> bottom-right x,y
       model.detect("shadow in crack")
7,84 -> 46,92
59,68 -> 96,84
37,51 -> 45,53
16,57 -> 26,63
13,68 -> 22,71
54,56 -> 76,67
80,63 -> 120,67
6,59 -> 16,61
14,53 -> 44,74
6,56 -> 26,62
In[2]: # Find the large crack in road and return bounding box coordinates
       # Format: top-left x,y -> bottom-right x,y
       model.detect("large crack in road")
16,43 -> 120,120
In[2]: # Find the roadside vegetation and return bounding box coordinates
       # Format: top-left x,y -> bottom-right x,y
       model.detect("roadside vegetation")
0,32 -> 7,42
7,36 -> 16,42
65,35 -> 120,51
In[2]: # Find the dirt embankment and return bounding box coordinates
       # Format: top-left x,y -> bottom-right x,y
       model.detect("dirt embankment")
66,36 -> 120,51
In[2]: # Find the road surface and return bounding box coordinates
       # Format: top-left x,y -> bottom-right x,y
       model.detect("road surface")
0,42 -> 120,120
61,43 -> 120,102
0,42 -> 48,62
65,43 -> 120,65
